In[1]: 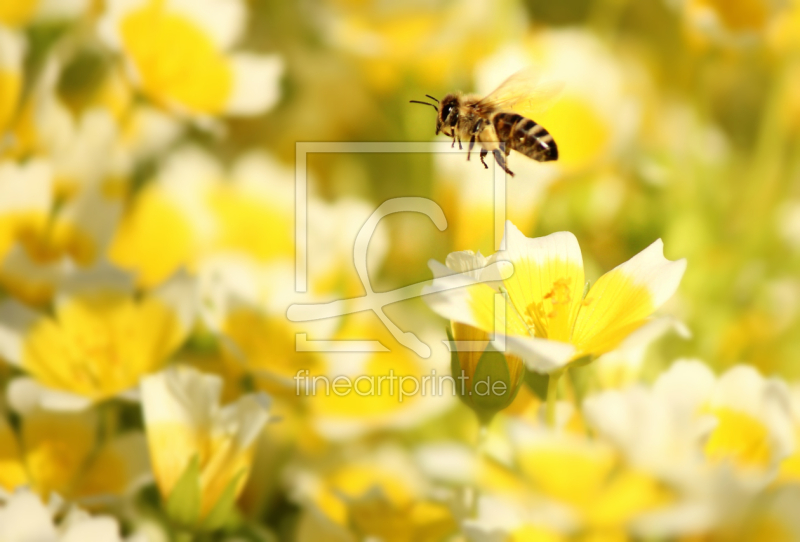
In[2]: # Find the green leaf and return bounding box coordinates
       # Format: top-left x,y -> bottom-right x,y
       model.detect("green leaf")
524,370 -> 550,401
166,455 -> 202,528
201,469 -> 247,531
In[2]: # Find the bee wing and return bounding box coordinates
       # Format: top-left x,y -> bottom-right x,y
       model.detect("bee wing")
475,67 -> 564,114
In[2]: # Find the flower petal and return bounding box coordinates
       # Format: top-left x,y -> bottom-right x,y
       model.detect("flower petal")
423,260 -> 528,340
8,377 -> 93,414
494,222 -> 585,343
0,300 -> 39,367
226,53 -> 283,116
505,335 -> 576,373
571,239 -> 686,356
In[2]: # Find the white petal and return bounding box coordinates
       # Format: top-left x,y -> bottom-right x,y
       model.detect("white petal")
8,378 -> 94,414
218,392 -> 270,449
653,358 -> 716,417
151,269 -> 197,333
505,335 -> 576,373
35,0 -> 92,22
0,301 -> 40,367
141,366 -> 221,428
0,159 -> 52,214
0,28 -> 25,71
168,0 -> 246,50
226,54 -> 283,116
610,238 -> 687,309
423,259 -> 484,328
0,490 -> 58,540
61,517 -> 123,542
495,221 -> 583,270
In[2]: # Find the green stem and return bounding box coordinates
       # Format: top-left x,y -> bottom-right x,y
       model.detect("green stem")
545,371 -> 563,427
468,424 -> 489,518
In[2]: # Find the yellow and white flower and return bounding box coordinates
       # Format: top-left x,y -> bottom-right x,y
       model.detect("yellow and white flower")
585,360 -> 796,537
0,406 -> 149,503
668,0 -> 789,45
99,0 -> 283,118
0,265 -> 195,410
292,446 -> 456,542
584,359 -> 717,483
0,159 -> 122,304
110,147 -> 297,288
425,220 -> 686,374
140,365 -> 270,528
702,364 -> 794,474
508,421 -> 673,539
0,488 -> 133,542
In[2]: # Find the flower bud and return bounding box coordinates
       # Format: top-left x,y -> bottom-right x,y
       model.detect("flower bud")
448,323 -> 525,424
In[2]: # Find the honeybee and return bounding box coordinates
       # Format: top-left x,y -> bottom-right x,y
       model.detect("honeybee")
410,68 -> 562,176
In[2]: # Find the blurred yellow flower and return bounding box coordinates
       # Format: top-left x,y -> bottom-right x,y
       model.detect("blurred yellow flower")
427,221 -> 686,374
100,0 -> 282,117
110,148 -> 295,288
319,0 -> 526,92
0,159 -> 122,304
0,406 -> 148,502
307,312 -> 452,441
512,426 -> 673,538
140,365 -> 270,528
293,447 -> 455,542
675,0 -> 789,43
702,365 -> 794,472
0,28 -> 23,136
0,266 -> 194,409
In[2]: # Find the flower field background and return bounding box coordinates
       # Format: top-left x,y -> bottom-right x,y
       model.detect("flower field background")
1,0 -> 800,540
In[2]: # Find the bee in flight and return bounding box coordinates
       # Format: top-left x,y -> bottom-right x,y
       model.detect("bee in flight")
410,68 -> 561,176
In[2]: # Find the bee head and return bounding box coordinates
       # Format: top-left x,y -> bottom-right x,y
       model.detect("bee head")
437,94 -> 460,135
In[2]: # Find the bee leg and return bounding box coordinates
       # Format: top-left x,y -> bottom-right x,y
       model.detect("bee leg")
457,135 -> 463,150
467,136 -> 476,161
479,148 -> 489,169
451,134 -> 456,148
493,149 -> 514,177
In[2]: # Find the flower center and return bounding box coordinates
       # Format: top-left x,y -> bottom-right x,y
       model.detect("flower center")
524,277 -> 574,341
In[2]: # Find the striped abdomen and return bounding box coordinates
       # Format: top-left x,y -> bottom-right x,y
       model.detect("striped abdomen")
491,112 -> 558,162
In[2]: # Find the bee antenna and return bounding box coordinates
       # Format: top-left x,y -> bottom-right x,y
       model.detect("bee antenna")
425,95 -> 439,103
409,100 -> 438,112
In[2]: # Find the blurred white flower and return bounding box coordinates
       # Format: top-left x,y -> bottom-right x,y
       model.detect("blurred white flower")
0,488 -> 133,542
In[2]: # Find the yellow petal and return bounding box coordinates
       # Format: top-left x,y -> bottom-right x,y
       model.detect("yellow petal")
0,416 -> 28,491
118,1 -> 233,114
22,409 -> 97,497
21,274 -> 187,401
571,239 -> 686,357
496,223 -> 585,343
